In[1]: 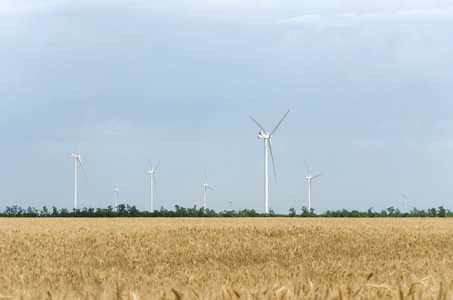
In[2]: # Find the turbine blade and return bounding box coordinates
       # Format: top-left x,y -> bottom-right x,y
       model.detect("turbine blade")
78,157 -> 88,182
153,175 -> 158,199
250,116 -> 267,134
269,138 -> 277,184
155,159 -> 161,171
77,128 -> 81,155
312,174 -> 322,179
270,109 -> 290,136
207,186 -> 214,191
304,161 -> 310,175
148,159 -> 152,169
204,168 -> 207,183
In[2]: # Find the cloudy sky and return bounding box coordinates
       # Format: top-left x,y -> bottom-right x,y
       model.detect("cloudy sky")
1,0 -> 453,214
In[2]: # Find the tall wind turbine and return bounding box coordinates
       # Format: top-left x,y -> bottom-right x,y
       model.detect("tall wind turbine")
201,170 -> 213,212
146,160 -> 160,212
228,198 -> 233,210
305,162 -> 321,212
113,187 -> 119,212
69,149 -> 87,210
250,109 -> 290,214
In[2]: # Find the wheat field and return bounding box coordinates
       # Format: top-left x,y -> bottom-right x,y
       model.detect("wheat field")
1,218 -> 453,299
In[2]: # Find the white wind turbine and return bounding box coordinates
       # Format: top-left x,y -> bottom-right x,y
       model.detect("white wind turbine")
403,191 -> 408,213
228,198 -> 233,210
146,160 -> 160,212
305,162 -> 321,212
113,187 -> 119,212
69,148 -> 87,211
294,193 -> 299,213
201,170 -> 213,212
250,109 -> 290,214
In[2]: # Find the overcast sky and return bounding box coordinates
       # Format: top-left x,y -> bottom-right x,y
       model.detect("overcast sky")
1,0 -> 453,214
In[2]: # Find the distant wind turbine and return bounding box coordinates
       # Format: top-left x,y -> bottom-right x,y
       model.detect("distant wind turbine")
294,193 -> 299,213
228,198 -> 233,210
403,191 -> 408,213
146,160 -> 160,212
305,162 -> 321,212
69,148 -> 87,210
113,187 -> 119,212
250,109 -> 290,214
202,170 -> 213,212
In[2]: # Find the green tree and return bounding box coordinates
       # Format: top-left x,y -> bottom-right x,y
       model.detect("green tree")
301,206 -> 309,217
386,206 -> 395,217
340,209 -> 350,217
40,206 -> 49,217
60,208 -> 69,217
268,208 -> 276,217
117,204 -> 128,217
438,206 -> 446,217
52,206 -> 59,217
350,210 -> 360,218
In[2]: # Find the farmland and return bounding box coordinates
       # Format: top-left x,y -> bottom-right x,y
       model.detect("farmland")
1,218 -> 453,299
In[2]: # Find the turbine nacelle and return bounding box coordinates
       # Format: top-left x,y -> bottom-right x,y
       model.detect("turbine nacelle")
202,181 -> 213,191
306,173 -> 322,180
258,132 -> 270,139
147,159 -> 160,176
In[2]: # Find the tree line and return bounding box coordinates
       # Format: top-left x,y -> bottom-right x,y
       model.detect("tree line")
0,204 -> 451,218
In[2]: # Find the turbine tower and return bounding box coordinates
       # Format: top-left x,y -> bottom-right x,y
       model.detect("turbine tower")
201,171 -> 213,212
146,160 -> 160,212
113,187 -> 119,212
228,198 -> 233,210
305,162 -> 321,212
250,109 -> 290,214
69,150 -> 87,210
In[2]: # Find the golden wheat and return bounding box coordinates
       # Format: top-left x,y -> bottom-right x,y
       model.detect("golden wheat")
0,218 -> 452,299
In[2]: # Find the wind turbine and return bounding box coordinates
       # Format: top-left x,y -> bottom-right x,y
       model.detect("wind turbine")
69,149 -> 87,210
304,162 -> 321,212
403,191 -> 408,213
201,170 -> 213,212
146,160 -> 160,212
228,198 -> 233,210
250,109 -> 290,214
113,187 -> 119,212
294,193 -> 299,213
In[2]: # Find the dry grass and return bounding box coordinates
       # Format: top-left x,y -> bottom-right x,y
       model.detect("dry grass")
1,218 -> 453,299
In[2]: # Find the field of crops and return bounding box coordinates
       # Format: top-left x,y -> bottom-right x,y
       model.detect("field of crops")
1,218 -> 453,299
